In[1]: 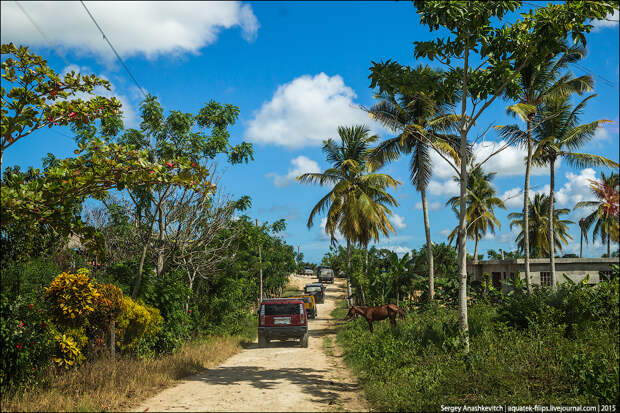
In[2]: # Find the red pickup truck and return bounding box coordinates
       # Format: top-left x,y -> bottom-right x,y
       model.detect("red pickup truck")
258,298 -> 309,348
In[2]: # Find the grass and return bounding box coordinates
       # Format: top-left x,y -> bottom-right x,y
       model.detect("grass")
333,299 -> 619,411
1,335 -> 249,412
282,284 -> 302,296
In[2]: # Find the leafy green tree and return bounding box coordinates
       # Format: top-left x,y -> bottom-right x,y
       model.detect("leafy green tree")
409,0 -> 615,351
509,193 -> 574,258
486,249 -> 523,260
87,95 -> 255,297
366,63 -> 459,301
533,94 -> 618,286
1,43 -> 122,172
575,172 -> 619,257
446,168 -> 506,263
498,45 -> 593,292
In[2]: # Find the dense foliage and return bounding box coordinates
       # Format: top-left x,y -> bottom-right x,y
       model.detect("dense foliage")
336,274 -> 619,410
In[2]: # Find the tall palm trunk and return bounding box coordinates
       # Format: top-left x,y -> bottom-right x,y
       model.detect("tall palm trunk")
523,116 -> 533,293
474,235 -> 480,263
457,46 -> 470,353
580,228 -> 583,258
607,233 -> 610,257
346,239 -> 352,306
549,159 -> 557,288
421,189 -> 435,300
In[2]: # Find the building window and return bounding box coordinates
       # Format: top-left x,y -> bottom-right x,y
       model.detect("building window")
540,272 -> 552,286
492,272 -> 502,289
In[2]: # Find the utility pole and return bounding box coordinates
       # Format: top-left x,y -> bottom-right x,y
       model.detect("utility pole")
256,219 -> 263,302
297,244 -> 300,274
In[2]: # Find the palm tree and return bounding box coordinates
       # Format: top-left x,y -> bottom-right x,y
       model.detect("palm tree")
366,64 -> 458,301
446,167 -> 506,263
509,193 -> 574,258
532,94 -> 618,287
575,172 -> 620,257
578,218 -> 589,258
297,125 -> 400,302
499,45 -> 593,292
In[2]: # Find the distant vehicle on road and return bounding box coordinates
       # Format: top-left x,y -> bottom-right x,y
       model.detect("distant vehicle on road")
317,268 -> 334,284
285,294 -> 317,318
304,268 -> 314,276
304,283 -> 325,304
258,298 -> 308,348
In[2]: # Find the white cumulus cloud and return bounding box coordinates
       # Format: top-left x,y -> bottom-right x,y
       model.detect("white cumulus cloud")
391,214 -> 407,229
415,200 -> 443,211
428,179 -> 459,197
245,73 -> 385,148
266,155 -> 321,188
593,10 -> 619,31
1,1 -> 259,60
472,140 -> 552,177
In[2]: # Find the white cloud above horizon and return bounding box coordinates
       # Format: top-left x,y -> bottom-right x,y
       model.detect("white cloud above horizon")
415,200 -> 443,211
593,10 -> 619,31
391,214 -> 407,229
245,73 -> 386,148
266,155 -> 320,188
1,1 -> 258,60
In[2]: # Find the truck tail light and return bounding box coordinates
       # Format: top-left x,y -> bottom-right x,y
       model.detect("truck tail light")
299,303 -> 305,322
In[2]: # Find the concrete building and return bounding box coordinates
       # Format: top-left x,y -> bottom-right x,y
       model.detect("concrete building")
467,257 -> 618,292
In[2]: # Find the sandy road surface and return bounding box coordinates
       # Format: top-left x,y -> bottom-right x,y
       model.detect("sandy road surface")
133,277 -> 367,412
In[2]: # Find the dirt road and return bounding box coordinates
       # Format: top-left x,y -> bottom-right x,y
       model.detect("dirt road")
133,276 -> 367,412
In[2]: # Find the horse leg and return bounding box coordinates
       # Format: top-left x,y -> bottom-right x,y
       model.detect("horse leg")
367,319 -> 374,334
389,312 -> 396,328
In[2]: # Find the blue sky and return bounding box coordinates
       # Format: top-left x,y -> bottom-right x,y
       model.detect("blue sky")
2,1 -> 619,263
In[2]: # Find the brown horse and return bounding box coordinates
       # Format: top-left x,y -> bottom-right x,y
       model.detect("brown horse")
344,304 -> 406,333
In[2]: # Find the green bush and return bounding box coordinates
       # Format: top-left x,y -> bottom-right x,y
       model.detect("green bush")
0,293 -> 54,387
565,348 -> 619,402
115,296 -> 163,356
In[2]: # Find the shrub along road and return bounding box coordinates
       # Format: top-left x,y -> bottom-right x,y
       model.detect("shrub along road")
132,276 -> 367,412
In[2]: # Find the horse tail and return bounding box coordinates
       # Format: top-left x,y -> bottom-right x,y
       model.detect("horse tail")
397,307 -> 406,320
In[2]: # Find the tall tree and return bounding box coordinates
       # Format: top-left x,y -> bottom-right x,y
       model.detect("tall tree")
575,172 -> 620,257
366,63 -> 459,301
533,94 -> 618,287
509,193 -> 574,258
498,45 -> 593,292
446,168 -> 506,263
410,0 -> 615,352
297,125 -> 400,302
1,43 -> 121,173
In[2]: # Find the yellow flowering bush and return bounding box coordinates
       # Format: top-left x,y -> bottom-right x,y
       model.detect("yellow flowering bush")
45,268 -> 99,324
90,283 -> 123,331
115,296 -> 163,353
51,331 -> 85,369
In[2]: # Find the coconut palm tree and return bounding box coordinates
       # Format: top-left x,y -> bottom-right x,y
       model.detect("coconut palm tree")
575,172 -> 620,257
446,167 -> 506,263
578,218 -> 589,258
365,64 -> 459,301
509,193 -> 574,258
297,125 -> 401,301
498,45 -> 593,292
532,94 -> 618,287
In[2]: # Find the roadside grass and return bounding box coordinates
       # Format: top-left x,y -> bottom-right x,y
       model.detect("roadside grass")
323,336 -> 334,357
1,334 -> 250,412
283,284 -> 302,296
333,300 -> 618,411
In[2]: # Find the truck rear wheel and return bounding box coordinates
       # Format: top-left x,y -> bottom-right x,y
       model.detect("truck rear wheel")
300,333 -> 308,348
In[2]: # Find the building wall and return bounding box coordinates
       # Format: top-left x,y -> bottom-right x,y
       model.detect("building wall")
467,258 -> 617,293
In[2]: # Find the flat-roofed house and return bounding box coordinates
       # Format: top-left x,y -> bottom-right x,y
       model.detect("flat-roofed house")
467,257 -> 618,292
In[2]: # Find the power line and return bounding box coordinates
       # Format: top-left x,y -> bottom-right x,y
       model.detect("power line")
15,1 -> 72,67
79,0 -> 148,99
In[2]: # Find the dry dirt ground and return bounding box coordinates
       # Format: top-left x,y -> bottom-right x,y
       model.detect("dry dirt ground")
133,276 -> 367,412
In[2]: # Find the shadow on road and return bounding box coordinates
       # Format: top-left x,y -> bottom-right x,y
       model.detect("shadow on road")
186,365 -> 359,405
